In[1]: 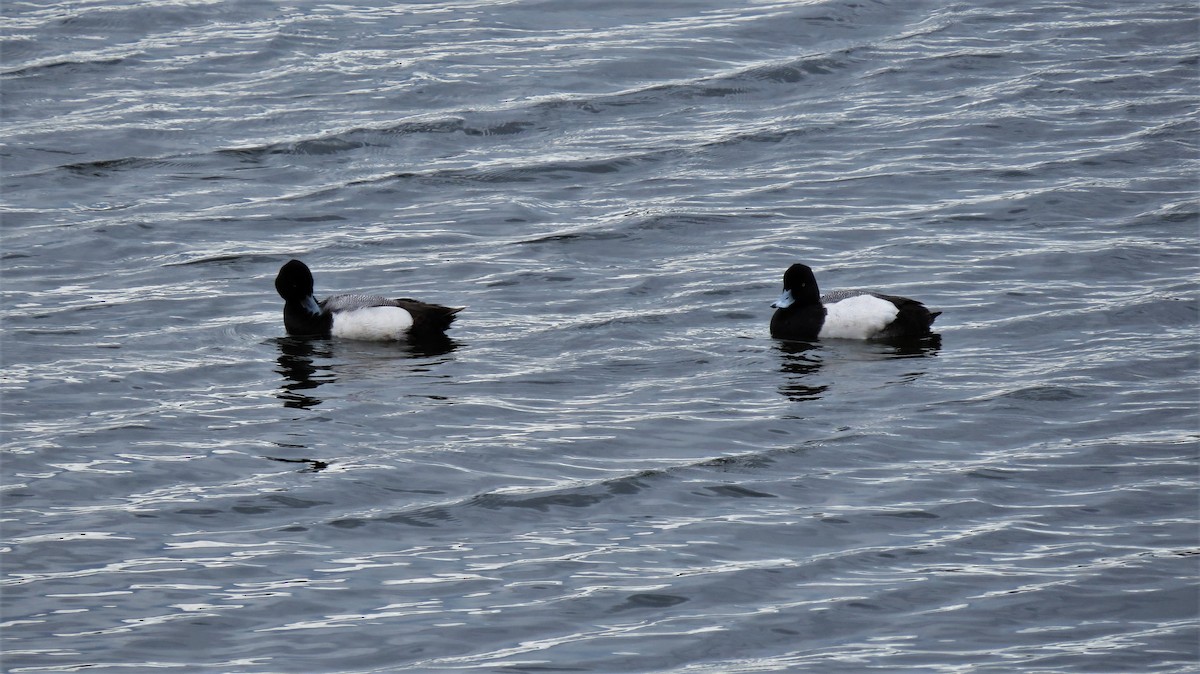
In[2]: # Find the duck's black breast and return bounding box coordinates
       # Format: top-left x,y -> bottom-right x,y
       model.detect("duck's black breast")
770,302 -> 827,341
283,301 -> 333,336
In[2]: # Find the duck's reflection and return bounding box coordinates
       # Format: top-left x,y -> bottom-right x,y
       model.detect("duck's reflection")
274,337 -> 335,409
774,335 -> 941,402
273,336 -> 460,410
775,340 -> 828,402
402,335 -> 460,359
888,334 -> 942,358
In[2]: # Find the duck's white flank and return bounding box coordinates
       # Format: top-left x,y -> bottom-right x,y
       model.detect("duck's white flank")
819,294 -> 898,339
330,306 -> 414,341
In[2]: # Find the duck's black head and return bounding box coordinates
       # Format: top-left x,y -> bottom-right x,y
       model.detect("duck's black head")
275,259 -> 316,302
772,263 -> 821,309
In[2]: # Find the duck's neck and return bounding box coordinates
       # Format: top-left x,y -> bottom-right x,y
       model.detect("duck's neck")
297,294 -> 321,316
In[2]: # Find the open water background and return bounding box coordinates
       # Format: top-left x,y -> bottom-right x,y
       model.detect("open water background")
2,0 -> 1198,672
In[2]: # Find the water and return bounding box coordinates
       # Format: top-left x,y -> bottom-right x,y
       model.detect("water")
2,0 -> 1197,671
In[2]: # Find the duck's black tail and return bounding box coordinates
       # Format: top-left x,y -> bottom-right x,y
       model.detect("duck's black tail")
879,296 -> 940,338
396,300 -> 463,339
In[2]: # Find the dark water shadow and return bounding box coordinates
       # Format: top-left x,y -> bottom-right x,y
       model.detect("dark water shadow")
608,593 -> 689,613
263,455 -> 329,473
271,335 -> 460,409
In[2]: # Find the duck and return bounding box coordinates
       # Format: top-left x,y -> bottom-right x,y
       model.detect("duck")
769,263 -> 939,341
274,259 -> 462,341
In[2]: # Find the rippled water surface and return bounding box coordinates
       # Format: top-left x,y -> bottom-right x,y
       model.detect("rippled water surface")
3,0 -> 1198,672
